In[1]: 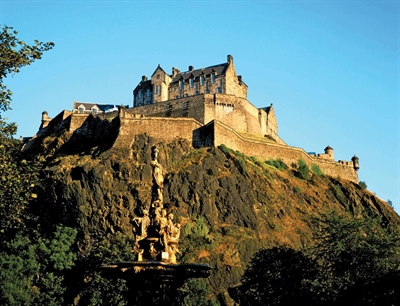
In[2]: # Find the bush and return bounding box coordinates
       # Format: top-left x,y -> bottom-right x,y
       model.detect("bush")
296,159 -> 310,180
359,181 -> 367,190
265,158 -> 288,171
311,163 -> 323,176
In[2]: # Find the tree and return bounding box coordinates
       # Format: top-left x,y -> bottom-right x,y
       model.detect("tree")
232,246 -> 317,306
0,25 -> 54,114
0,26 -> 77,305
308,211 -> 400,304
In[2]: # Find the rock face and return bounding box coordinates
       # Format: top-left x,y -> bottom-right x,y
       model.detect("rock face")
26,131 -> 399,304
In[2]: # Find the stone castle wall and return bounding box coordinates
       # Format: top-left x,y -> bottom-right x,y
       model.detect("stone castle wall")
113,108 -> 203,153
210,120 -> 358,182
34,104 -> 357,183
128,93 -> 284,144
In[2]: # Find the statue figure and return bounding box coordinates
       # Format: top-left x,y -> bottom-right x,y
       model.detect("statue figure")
150,146 -> 165,190
158,209 -> 169,252
133,210 -> 150,240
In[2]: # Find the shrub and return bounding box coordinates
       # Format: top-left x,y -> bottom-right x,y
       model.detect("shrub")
265,158 -> 288,171
294,186 -> 302,194
311,163 -> 323,176
359,181 -> 367,190
296,159 -> 310,180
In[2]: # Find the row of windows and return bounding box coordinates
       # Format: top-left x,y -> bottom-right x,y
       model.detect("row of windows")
180,74 -> 218,89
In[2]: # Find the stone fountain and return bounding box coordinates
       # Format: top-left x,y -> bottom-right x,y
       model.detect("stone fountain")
101,145 -> 211,304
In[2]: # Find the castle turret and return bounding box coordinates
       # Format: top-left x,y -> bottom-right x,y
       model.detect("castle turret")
352,155 -> 360,171
324,145 -> 334,160
40,111 -> 51,129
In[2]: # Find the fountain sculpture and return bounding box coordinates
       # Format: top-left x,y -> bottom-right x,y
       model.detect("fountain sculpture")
101,145 -> 211,304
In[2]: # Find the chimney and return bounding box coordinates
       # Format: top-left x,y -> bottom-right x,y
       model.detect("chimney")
189,65 -> 194,71
141,75 -> 148,82
172,67 -> 180,77
238,75 -> 242,83
227,54 -> 233,64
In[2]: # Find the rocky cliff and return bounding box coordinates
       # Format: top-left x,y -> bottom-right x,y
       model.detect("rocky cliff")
23,126 -> 399,305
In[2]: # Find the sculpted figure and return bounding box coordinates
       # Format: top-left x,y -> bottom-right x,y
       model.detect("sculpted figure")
150,146 -> 165,190
158,209 -> 169,252
133,210 -> 150,240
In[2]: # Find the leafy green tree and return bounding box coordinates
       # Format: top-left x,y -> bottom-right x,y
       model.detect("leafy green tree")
308,211 -> 400,304
233,246 -> 317,306
0,26 -> 77,305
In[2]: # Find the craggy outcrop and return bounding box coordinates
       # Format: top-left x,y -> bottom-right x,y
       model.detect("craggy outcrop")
24,132 -> 399,305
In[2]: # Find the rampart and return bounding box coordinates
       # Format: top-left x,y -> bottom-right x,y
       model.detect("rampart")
206,120 -> 358,182
113,108 -> 203,154
30,106 -> 358,183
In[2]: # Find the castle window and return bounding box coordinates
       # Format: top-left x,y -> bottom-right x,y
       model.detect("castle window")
205,81 -> 209,93
211,73 -> 216,83
146,88 -> 151,97
195,83 -> 199,95
155,85 -> 161,96
138,90 -> 142,98
179,80 -> 184,90
78,106 -> 84,114
201,75 -> 205,86
218,78 -> 223,93
189,78 -> 194,88
92,108 -> 98,114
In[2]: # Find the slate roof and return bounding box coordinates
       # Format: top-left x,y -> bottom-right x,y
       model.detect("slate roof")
170,63 -> 228,84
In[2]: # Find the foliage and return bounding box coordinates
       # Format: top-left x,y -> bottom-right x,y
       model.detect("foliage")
0,25 -> 54,114
0,25 -> 75,305
311,163 -> 323,176
0,226 -> 77,305
308,211 -> 400,304
359,181 -> 367,189
0,138 -> 42,239
175,278 -> 220,306
296,158 -> 310,180
234,246 -> 317,306
234,211 -> 400,305
218,144 -> 233,155
387,199 -> 393,208
265,158 -> 288,171
179,217 -> 213,262
294,186 -> 302,194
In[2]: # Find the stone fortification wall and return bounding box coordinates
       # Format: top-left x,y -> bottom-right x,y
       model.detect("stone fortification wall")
127,95 -> 206,123
210,120 -> 358,183
113,108 -> 203,152
69,114 -> 91,132
128,93 -> 281,143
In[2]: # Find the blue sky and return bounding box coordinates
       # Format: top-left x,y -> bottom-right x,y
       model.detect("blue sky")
1,1 -> 399,212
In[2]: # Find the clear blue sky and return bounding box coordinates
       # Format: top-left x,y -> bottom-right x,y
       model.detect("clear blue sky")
1,1 -> 399,212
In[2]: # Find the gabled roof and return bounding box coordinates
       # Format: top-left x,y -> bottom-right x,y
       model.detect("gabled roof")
151,64 -> 168,77
170,63 -> 228,83
73,101 -> 116,112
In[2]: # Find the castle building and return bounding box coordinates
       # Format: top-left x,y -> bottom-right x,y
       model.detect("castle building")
133,55 -> 247,107
132,55 -> 281,144
30,55 -> 360,183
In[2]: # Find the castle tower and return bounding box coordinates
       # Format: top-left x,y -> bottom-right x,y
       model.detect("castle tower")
40,111 -> 51,129
352,155 -> 360,171
324,145 -> 334,160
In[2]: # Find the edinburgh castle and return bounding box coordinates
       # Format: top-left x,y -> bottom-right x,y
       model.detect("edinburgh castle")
27,55 -> 359,182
